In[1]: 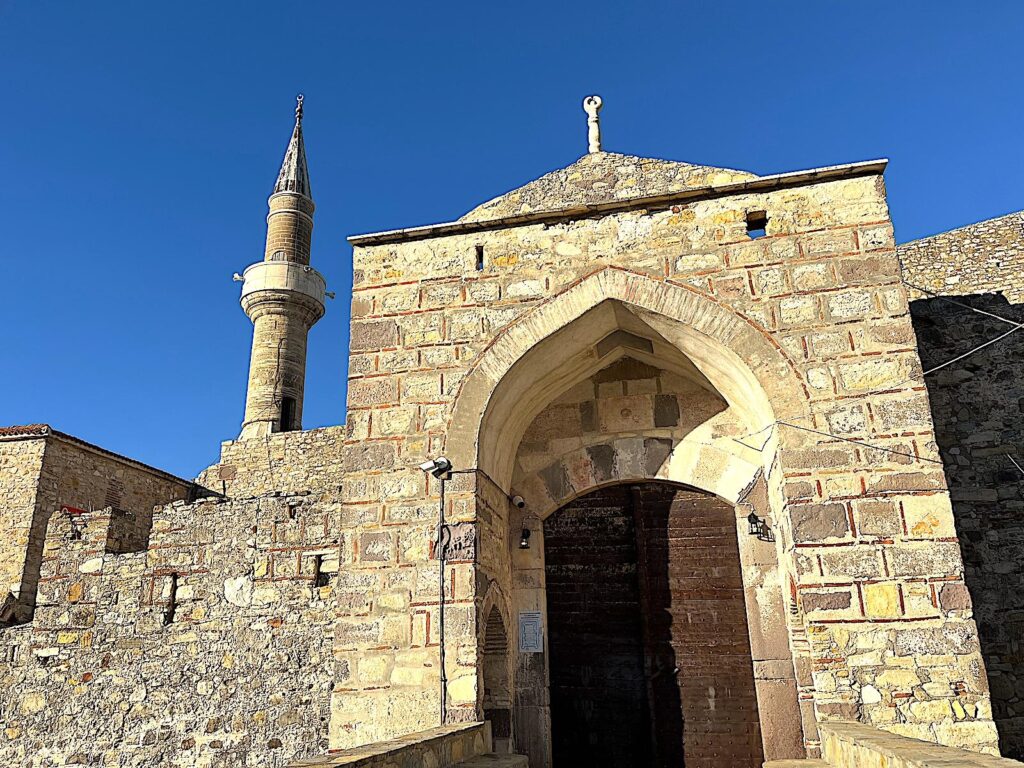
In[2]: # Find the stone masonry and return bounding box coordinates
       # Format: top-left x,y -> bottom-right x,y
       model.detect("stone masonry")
899,212 -> 1024,759
899,211 -> 1024,302
340,150 -> 998,764
1,427 -> 343,767
0,425 -> 196,626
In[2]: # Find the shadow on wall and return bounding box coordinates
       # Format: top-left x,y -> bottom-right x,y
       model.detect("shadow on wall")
911,294 -> 1024,760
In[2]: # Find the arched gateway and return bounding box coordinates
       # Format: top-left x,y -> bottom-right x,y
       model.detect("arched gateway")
447,270 -> 807,767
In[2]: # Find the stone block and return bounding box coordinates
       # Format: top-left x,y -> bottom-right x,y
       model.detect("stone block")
900,494 -> 956,538
401,372 -> 442,402
893,623 -> 979,656
863,582 -> 901,619
790,502 -> 850,542
402,313 -> 444,345
854,499 -> 901,537
827,290 -> 874,320
360,532 -> 393,563
792,262 -> 834,290
779,295 -> 820,326
939,583 -> 973,612
373,407 -> 417,437
887,542 -> 963,578
344,443 -> 396,472
802,589 -> 852,613
349,377 -> 399,407
597,395 -> 654,432
350,320 -> 399,351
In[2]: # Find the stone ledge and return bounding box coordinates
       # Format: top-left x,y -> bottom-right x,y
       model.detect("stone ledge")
287,722 -> 488,767
458,756 -> 528,767
820,722 -> 1022,767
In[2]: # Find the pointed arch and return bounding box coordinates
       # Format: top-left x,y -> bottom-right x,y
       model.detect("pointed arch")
445,267 -> 810,488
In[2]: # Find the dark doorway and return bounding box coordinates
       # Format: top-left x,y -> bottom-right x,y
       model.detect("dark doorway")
280,396 -> 297,432
544,483 -> 763,768
482,605 -> 513,753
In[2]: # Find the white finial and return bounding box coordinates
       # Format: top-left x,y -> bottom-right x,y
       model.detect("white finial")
582,95 -> 603,153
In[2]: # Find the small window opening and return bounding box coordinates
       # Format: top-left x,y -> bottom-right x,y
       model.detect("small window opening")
475,245 -> 485,271
163,573 -> 178,626
280,397 -> 297,432
746,211 -> 768,239
312,554 -> 332,588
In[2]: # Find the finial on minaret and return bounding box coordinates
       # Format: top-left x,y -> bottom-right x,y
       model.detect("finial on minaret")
274,94 -> 311,198
583,95 -> 603,154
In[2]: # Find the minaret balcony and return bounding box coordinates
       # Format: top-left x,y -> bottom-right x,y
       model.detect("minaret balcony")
239,261 -> 326,317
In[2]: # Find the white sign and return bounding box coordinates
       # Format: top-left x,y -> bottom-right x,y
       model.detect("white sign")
518,611 -> 544,653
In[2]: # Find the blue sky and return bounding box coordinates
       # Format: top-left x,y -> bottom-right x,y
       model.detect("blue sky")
1,1 -> 1022,477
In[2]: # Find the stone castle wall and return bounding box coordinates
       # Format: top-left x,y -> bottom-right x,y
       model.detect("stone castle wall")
899,211 -> 1024,302
0,429 -> 194,625
0,488 -> 340,767
899,214 -> 1024,759
197,426 -> 347,499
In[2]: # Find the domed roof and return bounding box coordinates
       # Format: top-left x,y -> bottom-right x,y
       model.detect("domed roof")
460,151 -> 757,223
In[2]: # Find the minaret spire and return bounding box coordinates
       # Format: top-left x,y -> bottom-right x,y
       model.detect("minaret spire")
274,94 -> 311,198
236,95 -> 326,440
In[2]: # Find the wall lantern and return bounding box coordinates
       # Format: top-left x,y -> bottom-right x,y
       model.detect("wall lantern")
516,498 -> 535,550
746,511 -> 774,542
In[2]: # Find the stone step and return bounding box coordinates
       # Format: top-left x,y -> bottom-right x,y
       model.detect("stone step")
458,754 -> 529,768
763,761 -> 828,768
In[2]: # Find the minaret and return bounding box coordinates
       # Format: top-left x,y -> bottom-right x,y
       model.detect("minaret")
238,95 -> 326,439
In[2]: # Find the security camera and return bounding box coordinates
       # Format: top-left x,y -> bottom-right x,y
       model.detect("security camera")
511,495 -> 526,509
418,456 -> 452,478
232,272 -> 244,282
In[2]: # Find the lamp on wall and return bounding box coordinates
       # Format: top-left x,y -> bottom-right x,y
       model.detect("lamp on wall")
515,498 -> 535,550
746,511 -> 774,542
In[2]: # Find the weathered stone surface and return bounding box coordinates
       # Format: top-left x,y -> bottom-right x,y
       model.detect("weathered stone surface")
803,591 -> 852,612
791,503 -> 850,542
350,319 -> 399,351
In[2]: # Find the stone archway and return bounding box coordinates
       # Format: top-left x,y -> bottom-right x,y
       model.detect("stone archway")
446,269 -> 810,767
445,267 -> 812,487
